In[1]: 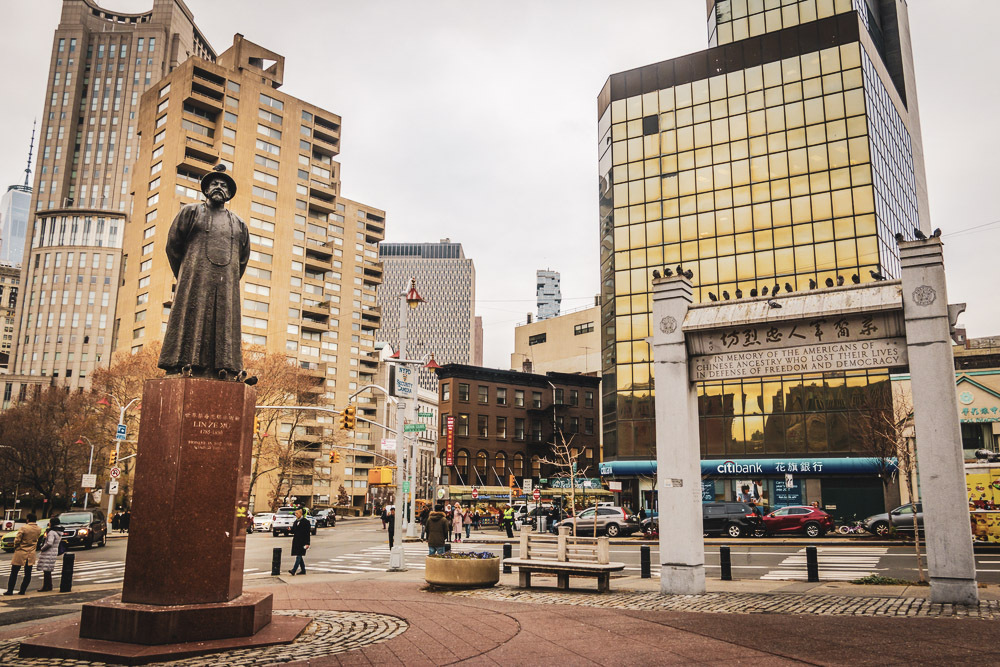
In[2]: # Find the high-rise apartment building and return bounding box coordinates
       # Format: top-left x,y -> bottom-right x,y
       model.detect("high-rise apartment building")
3,0 -> 215,396
598,0 -> 928,512
536,269 -> 561,320
377,240 -> 476,392
117,34 -> 385,510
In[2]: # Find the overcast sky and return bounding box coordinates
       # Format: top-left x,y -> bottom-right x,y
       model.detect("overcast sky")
1,1 -> 997,369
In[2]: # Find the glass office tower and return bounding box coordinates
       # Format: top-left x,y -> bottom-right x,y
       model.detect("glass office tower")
598,0 -> 928,512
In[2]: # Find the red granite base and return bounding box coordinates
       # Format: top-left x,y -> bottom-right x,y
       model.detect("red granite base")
78,591 -> 273,645
18,614 -> 311,666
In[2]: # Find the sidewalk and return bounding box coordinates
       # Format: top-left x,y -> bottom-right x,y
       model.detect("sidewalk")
2,567 -> 1000,664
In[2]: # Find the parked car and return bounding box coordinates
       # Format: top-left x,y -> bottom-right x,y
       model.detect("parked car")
702,502 -> 763,538
57,510 -> 107,549
863,503 -> 923,536
761,506 -> 834,537
271,507 -> 317,536
556,506 -> 641,537
253,512 -> 277,532
1,519 -> 50,552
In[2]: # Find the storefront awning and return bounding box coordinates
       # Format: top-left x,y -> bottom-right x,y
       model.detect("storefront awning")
600,457 -> 897,477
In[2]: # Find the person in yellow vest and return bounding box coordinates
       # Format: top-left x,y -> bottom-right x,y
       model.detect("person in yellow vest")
4,513 -> 41,596
502,505 -> 515,538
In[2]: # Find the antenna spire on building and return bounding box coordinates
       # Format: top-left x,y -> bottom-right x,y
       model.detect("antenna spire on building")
23,120 -> 36,190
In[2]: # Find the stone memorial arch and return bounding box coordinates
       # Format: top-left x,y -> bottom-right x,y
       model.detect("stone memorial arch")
651,238 -> 977,605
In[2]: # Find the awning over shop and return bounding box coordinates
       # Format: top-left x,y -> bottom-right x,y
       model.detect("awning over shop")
600,457 -> 897,477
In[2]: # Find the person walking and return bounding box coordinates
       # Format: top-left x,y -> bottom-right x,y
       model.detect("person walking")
502,505 -> 515,538
387,507 -> 396,549
111,512 -> 121,533
122,510 -> 131,533
452,505 -> 464,543
287,509 -> 311,575
36,516 -> 63,592
471,508 -> 481,532
380,506 -> 388,530
463,507 -> 473,540
425,504 -> 450,556
4,513 -> 41,596
419,505 -> 430,541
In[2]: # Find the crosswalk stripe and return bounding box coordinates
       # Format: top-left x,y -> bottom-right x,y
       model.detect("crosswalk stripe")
760,547 -> 887,581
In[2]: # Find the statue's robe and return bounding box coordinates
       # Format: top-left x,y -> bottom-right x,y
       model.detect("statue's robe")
158,202 -> 250,374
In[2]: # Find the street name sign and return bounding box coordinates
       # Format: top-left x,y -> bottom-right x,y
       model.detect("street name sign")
417,411 -> 434,418
403,423 -> 426,433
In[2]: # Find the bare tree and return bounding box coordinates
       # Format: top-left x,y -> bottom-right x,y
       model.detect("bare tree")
851,378 -> 924,582
540,429 -> 591,535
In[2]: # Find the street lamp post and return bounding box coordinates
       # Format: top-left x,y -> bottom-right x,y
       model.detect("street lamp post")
75,437 -> 95,509
97,395 -> 140,521
388,278 -> 424,571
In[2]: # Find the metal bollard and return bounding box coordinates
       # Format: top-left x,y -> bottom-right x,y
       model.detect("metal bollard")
719,545 -> 732,581
640,544 -> 651,578
503,543 -> 512,574
271,547 -> 282,576
59,553 -> 75,592
806,545 -> 819,582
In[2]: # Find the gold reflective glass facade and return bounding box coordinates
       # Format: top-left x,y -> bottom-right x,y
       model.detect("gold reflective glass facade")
598,6 -> 922,461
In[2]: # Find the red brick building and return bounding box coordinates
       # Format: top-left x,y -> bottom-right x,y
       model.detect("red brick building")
435,364 -> 601,488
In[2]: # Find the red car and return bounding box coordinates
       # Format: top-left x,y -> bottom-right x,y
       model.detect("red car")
761,506 -> 834,537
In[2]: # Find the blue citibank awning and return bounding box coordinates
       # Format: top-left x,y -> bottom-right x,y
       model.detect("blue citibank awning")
599,457 -> 897,477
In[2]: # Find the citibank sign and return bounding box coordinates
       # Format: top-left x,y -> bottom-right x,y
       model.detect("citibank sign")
716,460 -> 763,474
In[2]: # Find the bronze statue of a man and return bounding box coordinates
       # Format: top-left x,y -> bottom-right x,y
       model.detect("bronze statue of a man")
158,165 -> 250,379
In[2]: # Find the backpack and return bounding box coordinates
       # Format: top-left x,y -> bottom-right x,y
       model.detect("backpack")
57,538 -> 68,556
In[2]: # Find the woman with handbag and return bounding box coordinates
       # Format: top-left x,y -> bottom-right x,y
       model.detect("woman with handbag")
37,516 -> 63,592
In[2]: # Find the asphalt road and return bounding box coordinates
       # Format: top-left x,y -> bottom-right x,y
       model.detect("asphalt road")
3,519 -> 998,586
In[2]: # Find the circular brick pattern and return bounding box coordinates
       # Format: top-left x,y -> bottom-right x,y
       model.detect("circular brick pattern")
1,610 -> 408,665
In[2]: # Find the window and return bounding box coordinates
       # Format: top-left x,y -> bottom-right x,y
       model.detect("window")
514,418 -> 525,440
441,382 -> 450,401
514,389 -> 524,407
585,391 -> 594,408
574,321 -> 594,335
477,385 -> 488,404
475,451 -> 488,481
494,452 -> 507,483
456,449 -> 469,476
259,93 -> 283,111
458,383 -> 470,401
555,388 -> 565,404
584,418 -> 594,434
496,416 -> 507,439
531,419 -> 543,443
532,391 -> 542,409
531,455 -> 541,477
570,389 -> 579,406
569,417 -> 579,433
477,415 -> 488,437
456,414 -> 469,436
513,453 -> 524,478
528,333 -> 546,345
496,387 -> 507,405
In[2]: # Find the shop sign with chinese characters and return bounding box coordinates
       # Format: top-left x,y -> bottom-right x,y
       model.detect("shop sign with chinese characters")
688,312 -> 907,381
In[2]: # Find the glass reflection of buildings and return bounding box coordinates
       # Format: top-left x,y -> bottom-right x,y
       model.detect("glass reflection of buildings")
598,0 -> 925,464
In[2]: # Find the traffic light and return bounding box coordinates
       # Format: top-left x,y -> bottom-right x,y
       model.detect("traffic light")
509,474 -> 516,489
329,450 -> 335,463
340,405 -> 356,430
253,415 -> 261,437
109,451 -> 118,466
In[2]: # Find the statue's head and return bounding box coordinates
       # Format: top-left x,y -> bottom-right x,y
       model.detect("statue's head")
201,164 -> 237,202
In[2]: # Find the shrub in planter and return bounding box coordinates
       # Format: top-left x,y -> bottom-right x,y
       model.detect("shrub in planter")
425,551 -> 500,588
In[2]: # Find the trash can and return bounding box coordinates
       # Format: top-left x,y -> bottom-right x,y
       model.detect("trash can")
537,517 -> 547,533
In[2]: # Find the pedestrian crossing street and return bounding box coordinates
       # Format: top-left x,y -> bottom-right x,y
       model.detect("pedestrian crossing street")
760,546 -> 888,581
307,542 -> 497,575
0,560 -> 273,585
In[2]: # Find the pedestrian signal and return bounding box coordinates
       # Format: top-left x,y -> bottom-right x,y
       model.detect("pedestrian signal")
340,405 -> 356,430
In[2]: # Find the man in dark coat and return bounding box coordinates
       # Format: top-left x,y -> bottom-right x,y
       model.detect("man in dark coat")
288,509 -> 311,575
425,505 -> 450,556
158,165 -> 250,378
418,505 -> 430,541
387,507 -> 396,549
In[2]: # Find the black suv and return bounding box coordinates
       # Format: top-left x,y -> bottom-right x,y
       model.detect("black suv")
702,502 -> 762,538
56,510 -> 108,549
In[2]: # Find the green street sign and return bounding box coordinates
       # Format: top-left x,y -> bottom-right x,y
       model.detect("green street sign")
403,423 -> 427,433
417,412 -> 434,418
403,481 -> 410,493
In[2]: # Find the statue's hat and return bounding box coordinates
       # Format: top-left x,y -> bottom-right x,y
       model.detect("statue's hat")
201,164 -> 237,198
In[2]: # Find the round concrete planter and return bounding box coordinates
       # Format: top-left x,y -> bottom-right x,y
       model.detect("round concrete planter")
424,556 -> 500,588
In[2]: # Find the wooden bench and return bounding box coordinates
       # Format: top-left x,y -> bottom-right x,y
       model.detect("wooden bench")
503,527 -> 625,592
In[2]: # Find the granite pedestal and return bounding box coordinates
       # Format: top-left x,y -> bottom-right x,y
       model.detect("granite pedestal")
20,378 -> 309,663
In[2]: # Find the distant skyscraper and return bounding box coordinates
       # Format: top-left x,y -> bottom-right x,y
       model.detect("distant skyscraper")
5,0 -> 215,395
536,269 -> 561,320
474,315 -> 484,366
377,240 -> 476,391
0,126 -> 35,266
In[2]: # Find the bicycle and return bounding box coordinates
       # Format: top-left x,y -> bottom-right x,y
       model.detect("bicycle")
836,520 -> 867,535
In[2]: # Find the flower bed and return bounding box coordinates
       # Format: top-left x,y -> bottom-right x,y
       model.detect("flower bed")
425,552 -> 500,588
